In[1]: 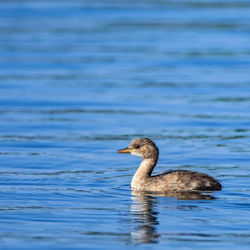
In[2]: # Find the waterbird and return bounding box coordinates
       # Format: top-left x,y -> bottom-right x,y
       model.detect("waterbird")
117,138 -> 222,193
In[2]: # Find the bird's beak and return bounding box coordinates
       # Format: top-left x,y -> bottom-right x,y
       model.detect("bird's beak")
117,147 -> 131,154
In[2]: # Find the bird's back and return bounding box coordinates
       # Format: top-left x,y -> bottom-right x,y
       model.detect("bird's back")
143,170 -> 222,192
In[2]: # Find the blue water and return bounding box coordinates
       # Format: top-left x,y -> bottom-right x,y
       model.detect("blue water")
1,0 -> 250,249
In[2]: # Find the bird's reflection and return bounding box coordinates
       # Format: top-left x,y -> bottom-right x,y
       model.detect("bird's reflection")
130,190 -> 215,244
130,191 -> 160,244
153,191 -> 216,200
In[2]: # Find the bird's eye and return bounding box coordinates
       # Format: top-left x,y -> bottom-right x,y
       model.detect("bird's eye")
134,144 -> 140,149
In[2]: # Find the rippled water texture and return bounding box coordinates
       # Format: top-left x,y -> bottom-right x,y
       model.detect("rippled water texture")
1,0 -> 250,249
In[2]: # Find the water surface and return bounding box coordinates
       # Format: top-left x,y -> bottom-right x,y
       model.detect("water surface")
1,0 -> 250,249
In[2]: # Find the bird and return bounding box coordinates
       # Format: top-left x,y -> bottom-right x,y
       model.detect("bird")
117,138 -> 222,193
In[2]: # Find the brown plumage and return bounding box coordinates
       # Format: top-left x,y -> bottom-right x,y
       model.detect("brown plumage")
117,138 -> 222,193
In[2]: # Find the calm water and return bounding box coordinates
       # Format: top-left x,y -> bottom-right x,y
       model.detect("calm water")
1,0 -> 250,249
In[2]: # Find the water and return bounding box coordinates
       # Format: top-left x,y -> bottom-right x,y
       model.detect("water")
1,0 -> 250,249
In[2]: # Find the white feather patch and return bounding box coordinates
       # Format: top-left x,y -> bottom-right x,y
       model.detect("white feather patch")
131,151 -> 142,157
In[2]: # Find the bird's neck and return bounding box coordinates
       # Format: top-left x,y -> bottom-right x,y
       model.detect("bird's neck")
132,157 -> 158,181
